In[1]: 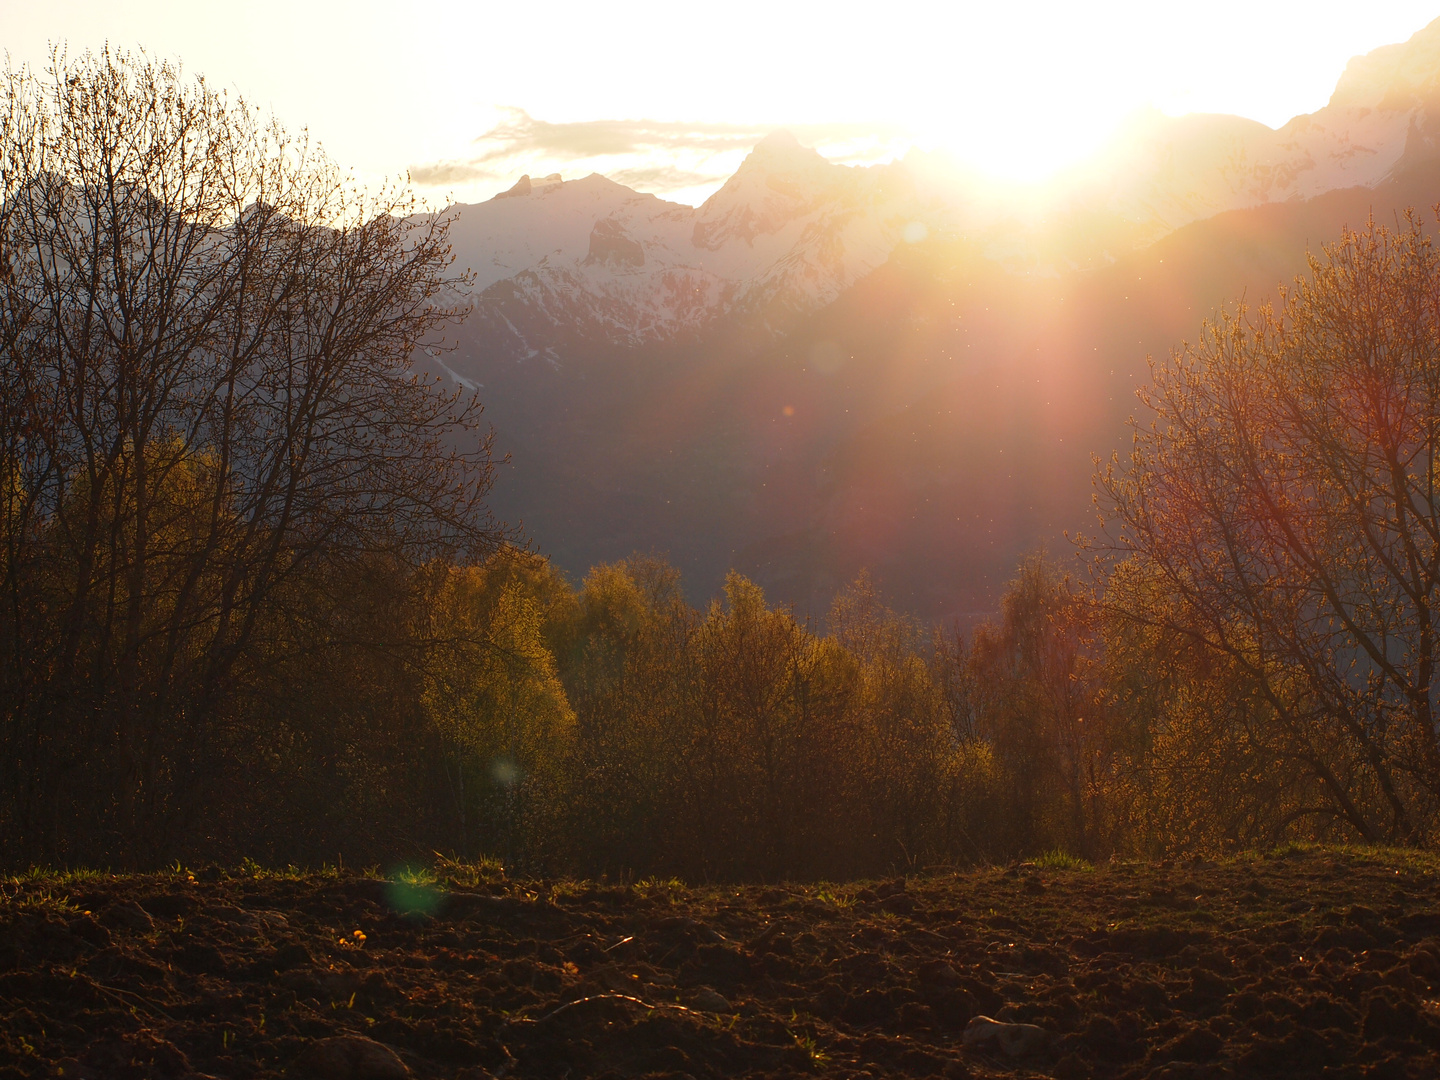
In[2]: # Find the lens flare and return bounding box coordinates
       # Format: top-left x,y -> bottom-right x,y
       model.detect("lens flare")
491,757 -> 522,788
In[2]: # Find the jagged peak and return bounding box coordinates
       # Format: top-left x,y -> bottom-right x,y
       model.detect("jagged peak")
755,129 -> 802,150
1330,15 -> 1440,109
733,130 -> 831,176
490,172 -> 565,200
492,174 -> 533,199
696,134 -> 836,216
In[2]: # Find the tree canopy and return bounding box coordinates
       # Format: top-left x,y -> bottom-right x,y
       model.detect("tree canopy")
0,48 -> 503,863
1097,214 -> 1440,845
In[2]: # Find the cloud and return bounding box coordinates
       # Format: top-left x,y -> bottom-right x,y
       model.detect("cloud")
409,161 -> 498,186
466,109 -> 806,161
408,109 -> 916,202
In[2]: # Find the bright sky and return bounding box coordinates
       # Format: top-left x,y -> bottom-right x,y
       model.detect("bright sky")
5,1 -> 1439,205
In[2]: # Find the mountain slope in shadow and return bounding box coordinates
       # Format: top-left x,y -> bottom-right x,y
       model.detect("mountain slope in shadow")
441,157 -> 1440,623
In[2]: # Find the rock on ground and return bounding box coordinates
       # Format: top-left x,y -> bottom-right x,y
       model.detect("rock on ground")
295,1036 -> 409,1080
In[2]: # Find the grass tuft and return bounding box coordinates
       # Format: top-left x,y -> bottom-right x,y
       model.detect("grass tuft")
1034,849 -> 1093,871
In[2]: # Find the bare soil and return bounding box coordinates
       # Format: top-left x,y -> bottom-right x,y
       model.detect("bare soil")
3,847 -> 1440,1079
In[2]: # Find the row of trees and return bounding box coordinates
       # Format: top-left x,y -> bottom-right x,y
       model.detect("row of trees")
453,209 -> 1440,873
5,48 -> 1440,873
0,49 -> 504,865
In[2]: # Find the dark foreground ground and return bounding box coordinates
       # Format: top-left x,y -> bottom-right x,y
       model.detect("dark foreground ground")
3,847 -> 1440,1080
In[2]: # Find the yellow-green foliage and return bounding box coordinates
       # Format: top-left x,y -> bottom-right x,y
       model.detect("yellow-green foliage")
529,563 -> 1021,879
422,557 -> 575,764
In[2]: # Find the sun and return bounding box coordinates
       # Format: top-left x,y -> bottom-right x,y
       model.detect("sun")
917,110 -> 1133,186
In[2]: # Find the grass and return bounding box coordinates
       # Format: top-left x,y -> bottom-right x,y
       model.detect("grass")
10,841 -> 1440,899
1034,848 -> 1094,871
792,1031 -> 829,1066
633,877 -> 687,903
2,866 -> 111,890
432,852 -> 506,888
235,858 -> 365,882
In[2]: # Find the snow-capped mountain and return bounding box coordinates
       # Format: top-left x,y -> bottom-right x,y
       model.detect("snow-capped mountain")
429,17 -> 1440,623
435,17 -> 1440,368
439,132 -> 948,361
1059,17 -> 1440,255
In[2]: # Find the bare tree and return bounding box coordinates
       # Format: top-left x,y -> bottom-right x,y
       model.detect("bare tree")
0,48 -> 503,862
1095,213 -> 1440,844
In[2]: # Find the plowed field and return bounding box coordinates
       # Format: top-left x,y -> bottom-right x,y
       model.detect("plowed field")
3,848 -> 1439,1079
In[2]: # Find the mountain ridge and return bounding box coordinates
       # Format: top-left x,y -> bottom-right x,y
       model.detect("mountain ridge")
423,19 -> 1440,620
432,16 -> 1440,372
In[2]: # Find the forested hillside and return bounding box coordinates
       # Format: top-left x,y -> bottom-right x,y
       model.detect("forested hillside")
452,158 -> 1440,624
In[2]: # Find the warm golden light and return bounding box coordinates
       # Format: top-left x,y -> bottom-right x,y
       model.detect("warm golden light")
10,2 -> 1440,205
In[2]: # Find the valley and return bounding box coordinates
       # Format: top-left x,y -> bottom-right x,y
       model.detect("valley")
417,19 -> 1440,620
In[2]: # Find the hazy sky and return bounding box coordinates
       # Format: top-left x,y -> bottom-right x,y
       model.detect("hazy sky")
5,1 -> 1439,205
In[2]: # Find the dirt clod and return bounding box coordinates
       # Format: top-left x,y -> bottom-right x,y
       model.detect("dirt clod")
963,1015 -> 1051,1057
295,1036 -> 409,1080
690,987 -> 731,1012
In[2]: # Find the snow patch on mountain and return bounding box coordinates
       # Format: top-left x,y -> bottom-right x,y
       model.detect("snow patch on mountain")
431,17 -> 1440,365
438,131 -> 948,359
1073,16 -> 1440,249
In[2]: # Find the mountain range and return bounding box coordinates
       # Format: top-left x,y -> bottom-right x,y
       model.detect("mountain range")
423,17 -> 1440,622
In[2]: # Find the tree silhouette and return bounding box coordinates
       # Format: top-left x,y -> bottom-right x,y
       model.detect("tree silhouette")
0,48 -> 503,862
1096,213 -> 1440,844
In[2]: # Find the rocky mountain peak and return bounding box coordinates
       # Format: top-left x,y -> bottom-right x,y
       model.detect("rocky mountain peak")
491,172 -> 564,200
691,132 -> 853,251
724,129 -> 832,184
1330,15 -> 1440,110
